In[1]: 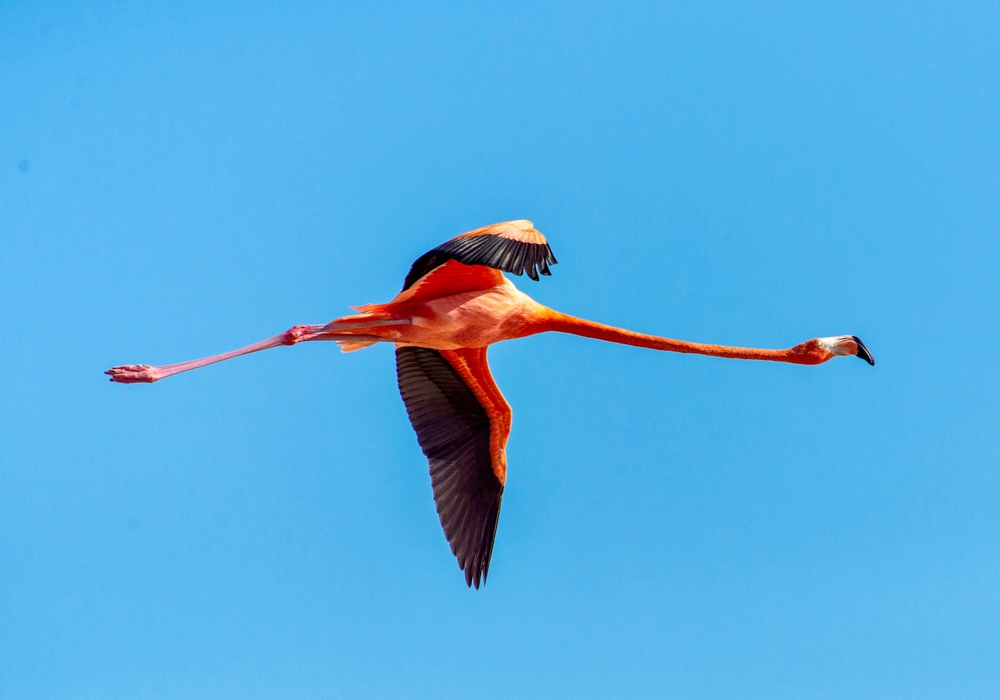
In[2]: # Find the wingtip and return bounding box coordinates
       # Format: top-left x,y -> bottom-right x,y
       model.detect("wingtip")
464,559 -> 485,589
852,336 -> 875,366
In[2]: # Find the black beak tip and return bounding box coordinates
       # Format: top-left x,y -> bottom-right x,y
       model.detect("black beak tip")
852,335 -> 875,366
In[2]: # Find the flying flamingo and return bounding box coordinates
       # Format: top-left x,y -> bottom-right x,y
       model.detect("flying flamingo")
107,220 -> 874,588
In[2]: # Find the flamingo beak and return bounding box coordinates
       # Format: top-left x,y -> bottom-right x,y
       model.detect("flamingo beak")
852,336 -> 875,366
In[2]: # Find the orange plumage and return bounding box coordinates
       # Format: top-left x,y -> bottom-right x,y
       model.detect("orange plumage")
107,220 -> 874,587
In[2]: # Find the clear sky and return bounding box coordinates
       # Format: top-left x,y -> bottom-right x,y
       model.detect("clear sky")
2,2 -> 998,698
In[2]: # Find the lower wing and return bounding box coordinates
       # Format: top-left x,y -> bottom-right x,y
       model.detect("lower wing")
394,345 -> 512,588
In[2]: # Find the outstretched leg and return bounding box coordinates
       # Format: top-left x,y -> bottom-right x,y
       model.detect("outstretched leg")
106,318 -> 409,384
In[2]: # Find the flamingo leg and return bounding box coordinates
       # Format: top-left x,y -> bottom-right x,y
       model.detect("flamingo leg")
105,319 -> 408,384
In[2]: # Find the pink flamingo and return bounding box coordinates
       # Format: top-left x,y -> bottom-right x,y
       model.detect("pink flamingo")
108,220 -> 874,587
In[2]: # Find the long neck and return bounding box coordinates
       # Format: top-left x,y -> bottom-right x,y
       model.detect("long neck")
531,309 -> 818,364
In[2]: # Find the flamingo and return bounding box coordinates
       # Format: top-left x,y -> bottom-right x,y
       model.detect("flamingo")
107,220 -> 874,588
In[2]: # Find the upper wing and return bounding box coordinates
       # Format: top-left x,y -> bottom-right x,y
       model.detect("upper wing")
395,345 -> 512,588
402,220 -> 558,290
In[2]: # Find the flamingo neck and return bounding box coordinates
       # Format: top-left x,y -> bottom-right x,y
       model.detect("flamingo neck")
533,309 -> 824,365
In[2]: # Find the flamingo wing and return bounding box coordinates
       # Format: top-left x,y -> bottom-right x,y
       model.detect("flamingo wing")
395,345 -> 512,588
402,219 -> 557,289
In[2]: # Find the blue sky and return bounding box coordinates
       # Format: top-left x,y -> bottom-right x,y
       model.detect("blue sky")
2,2 -> 998,698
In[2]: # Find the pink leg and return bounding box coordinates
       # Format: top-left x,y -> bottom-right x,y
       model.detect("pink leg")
105,319 -> 408,384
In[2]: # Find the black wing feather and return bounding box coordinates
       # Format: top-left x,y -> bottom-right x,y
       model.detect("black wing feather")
395,346 -> 504,588
402,234 -> 558,290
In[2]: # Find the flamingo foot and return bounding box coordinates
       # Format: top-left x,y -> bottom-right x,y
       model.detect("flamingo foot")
106,364 -> 161,383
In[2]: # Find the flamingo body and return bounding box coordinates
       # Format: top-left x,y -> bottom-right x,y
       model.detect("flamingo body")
341,270 -> 540,350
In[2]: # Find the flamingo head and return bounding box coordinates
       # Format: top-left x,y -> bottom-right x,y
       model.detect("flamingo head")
816,335 -> 875,366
